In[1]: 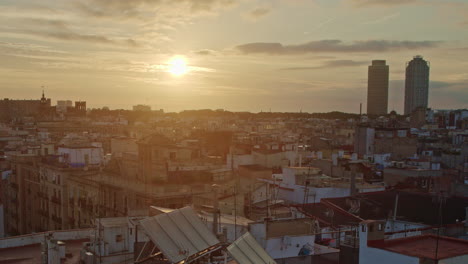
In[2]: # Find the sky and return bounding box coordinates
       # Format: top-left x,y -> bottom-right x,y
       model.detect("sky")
0,0 -> 467,113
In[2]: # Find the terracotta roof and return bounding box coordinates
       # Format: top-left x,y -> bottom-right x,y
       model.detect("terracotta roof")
370,234 -> 468,260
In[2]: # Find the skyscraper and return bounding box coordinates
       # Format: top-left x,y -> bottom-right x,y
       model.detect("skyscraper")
367,60 -> 389,116
404,56 -> 430,115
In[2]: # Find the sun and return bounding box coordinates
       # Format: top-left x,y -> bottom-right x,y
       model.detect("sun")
167,56 -> 188,76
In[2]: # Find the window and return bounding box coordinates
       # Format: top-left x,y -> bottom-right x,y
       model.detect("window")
378,223 -> 383,231
116,234 -> 123,242
169,152 -> 176,161
361,225 -> 366,232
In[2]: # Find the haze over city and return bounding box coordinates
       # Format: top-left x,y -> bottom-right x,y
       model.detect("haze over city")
1,0 -> 467,112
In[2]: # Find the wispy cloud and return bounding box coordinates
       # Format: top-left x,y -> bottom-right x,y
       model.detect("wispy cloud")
307,17 -> 336,32
352,0 -> 419,8
244,7 -> 272,21
193,49 -> 217,56
236,40 -> 441,55
280,60 -> 368,71
75,0 -> 237,20
362,12 -> 400,24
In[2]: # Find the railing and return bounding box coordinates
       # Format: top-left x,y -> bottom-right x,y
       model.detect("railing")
342,235 -> 359,248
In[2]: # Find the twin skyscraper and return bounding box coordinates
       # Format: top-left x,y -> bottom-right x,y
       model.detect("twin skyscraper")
366,56 -> 430,116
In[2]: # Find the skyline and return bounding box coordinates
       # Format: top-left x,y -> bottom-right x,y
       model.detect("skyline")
1,0 -> 468,113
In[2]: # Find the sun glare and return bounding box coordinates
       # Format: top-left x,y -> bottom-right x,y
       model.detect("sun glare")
168,56 -> 188,76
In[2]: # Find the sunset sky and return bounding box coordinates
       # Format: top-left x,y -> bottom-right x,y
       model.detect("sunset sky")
1,0 -> 467,113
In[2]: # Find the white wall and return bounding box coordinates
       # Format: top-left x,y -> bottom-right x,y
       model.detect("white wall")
384,220 -> 428,233
441,254 -> 468,264
103,225 -> 129,255
58,147 -> 102,166
265,235 -> 315,259
229,154 -> 254,169
250,222 -> 267,248
0,229 -> 93,249
359,223 -> 419,264
204,221 -> 248,244
250,222 -> 315,260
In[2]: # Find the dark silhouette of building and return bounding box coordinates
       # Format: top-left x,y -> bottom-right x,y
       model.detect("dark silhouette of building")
0,91 -> 52,121
367,60 -> 389,116
404,56 -> 430,115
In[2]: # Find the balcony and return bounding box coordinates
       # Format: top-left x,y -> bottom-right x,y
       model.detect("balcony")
51,196 -> 61,205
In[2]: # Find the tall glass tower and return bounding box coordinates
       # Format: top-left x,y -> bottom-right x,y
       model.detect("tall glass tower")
367,60 -> 389,116
404,56 -> 430,115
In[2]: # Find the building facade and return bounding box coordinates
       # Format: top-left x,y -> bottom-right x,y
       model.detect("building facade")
367,60 -> 389,116
404,56 -> 430,115
0,92 -> 52,121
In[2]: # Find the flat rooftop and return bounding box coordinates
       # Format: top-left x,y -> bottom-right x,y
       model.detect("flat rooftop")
0,239 -> 88,264
371,234 -> 468,260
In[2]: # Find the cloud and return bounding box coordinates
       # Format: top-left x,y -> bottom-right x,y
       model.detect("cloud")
352,0 -> 419,7
391,79 -> 468,90
75,0 -> 237,20
280,60 -> 368,71
0,1 -> 238,50
236,40 -> 440,55
244,7 -> 271,20
193,49 -> 217,56
20,29 -> 141,47
0,16 -> 141,47
362,12 -> 400,25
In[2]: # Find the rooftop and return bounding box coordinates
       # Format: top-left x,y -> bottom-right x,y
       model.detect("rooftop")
324,190 -> 468,226
0,239 -> 88,264
299,203 -> 362,227
371,234 -> 468,260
